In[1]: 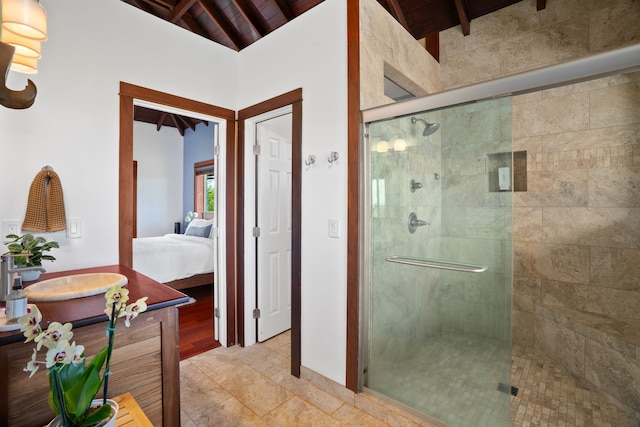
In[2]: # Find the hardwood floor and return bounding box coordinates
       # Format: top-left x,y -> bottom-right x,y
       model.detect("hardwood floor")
178,284 -> 220,360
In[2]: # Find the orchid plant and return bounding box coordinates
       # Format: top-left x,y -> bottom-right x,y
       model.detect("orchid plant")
18,285 -> 148,427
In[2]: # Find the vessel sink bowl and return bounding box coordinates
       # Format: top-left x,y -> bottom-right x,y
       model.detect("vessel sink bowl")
24,273 -> 128,301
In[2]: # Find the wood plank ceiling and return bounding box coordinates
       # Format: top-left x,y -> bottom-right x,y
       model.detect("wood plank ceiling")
124,0 -> 547,131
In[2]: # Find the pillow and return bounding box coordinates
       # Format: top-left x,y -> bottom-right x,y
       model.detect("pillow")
185,219 -> 213,238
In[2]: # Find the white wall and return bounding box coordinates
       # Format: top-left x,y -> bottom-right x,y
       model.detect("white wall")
133,123 -> 184,237
237,0 -> 349,384
0,0 -> 349,387
0,0 -> 238,272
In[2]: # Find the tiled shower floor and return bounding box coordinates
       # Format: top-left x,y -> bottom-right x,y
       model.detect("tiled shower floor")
368,334 -> 637,426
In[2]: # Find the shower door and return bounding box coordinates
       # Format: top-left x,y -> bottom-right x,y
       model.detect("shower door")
364,97 -> 512,427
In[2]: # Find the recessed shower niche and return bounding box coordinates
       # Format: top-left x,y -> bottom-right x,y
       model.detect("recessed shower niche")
486,151 -> 527,192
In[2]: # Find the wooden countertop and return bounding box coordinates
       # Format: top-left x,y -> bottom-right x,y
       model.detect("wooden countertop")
0,265 -> 189,345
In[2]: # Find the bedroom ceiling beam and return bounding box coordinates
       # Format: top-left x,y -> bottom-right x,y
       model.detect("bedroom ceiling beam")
170,114 -> 185,136
385,0 -> 408,29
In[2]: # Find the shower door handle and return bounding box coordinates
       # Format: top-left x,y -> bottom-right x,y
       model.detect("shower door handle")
385,256 -> 487,273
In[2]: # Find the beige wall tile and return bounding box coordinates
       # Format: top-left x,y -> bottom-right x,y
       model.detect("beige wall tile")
590,82 -> 640,128
589,0 -> 640,52
514,207 -> 542,242
589,166 -> 640,207
543,207 -> 640,247
585,286 -> 640,320
590,246 -> 640,291
516,170 -> 588,207
514,276 -> 542,312
540,280 -> 588,311
515,92 -> 591,139
514,241 -> 589,284
540,125 -> 639,153
512,309 -> 535,348
499,20 -> 589,75
534,315 -> 586,378
585,339 -> 640,410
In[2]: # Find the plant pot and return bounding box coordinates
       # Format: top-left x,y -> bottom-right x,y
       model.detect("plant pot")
19,270 -> 41,282
47,399 -> 118,427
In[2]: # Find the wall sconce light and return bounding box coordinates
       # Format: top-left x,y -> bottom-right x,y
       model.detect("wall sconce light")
1,0 -> 47,74
0,0 -> 46,108
305,154 -> 316,166
328,151 -> 339,164
1,0 -> 47,41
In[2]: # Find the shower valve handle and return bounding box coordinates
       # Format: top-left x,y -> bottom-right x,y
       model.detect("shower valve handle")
408,212 -> 429,233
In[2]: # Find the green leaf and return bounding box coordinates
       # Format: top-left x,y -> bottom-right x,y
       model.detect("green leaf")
79,403 -> 112,427
65,346 -> 108,418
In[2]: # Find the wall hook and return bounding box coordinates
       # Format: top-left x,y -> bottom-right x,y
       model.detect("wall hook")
305,154 -> 316,166
328,151 -> 339,164
0,42 -> 37,110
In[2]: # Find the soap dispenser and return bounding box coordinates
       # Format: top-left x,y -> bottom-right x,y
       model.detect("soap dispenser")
6,274 -> 27,321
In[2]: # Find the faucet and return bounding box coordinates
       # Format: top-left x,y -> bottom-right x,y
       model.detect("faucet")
1,253 -> 45,303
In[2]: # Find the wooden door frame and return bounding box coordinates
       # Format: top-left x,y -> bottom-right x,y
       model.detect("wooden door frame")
237,88 -> 303,377
118,82 -> 237,346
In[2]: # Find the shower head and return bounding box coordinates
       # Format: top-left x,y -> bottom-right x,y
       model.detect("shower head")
411,117 -> 440,136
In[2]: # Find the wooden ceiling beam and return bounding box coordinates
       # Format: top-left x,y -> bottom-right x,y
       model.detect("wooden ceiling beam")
156,112 -> 168,131
537,0 -> 546,11
452,0 -> 471,36
385,0 -> 408,29
198,0 -> 244,50
271,0 -> 295,21
166,0 -> 198,23
176,114 -> 197,131
170,114 -> 186,136
230,0 -> 268,37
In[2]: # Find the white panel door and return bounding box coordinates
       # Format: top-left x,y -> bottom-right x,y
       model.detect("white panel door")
256,115 -> 292,342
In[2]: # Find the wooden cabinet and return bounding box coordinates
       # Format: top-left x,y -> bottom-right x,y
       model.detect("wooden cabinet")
0,265 -> 186,427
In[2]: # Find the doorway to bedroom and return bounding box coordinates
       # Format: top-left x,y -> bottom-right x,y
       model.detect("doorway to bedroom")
131,102 -> 221,359
119,82 -> 238,350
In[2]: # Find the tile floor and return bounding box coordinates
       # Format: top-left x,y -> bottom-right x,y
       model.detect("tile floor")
179,331 -> 639,426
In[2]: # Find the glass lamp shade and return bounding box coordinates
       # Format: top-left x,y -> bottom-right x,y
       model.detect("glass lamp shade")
1,0 -> 47,41
1,29 -> 41,58
10,53 -> 38,74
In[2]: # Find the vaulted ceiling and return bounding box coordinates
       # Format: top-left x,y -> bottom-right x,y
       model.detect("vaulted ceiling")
122,0 -> 547,53
125,0 -> 547,132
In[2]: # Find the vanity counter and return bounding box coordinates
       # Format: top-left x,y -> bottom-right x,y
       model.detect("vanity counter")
0,264 -> 188,426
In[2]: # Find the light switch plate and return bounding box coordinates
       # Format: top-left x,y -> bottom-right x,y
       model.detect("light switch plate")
328,218 -> 340,238
2,221 -> 21,238
67,219 -> 82,239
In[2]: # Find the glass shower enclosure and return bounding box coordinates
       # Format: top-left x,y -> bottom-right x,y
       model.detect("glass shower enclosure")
363,97 -> 513,427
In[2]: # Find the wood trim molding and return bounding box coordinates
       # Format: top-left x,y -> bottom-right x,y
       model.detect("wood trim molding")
236,88 -> 303,377
346,0 -> 361,392
118,82 -> 237,346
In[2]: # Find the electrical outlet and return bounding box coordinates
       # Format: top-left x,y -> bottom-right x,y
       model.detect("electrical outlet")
2,221 -> 21,238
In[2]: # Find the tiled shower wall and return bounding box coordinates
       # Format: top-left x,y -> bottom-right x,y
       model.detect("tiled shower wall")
438,0 -> 640,346
368,117 -> 443,363
438,98 -> 513,342
511,72 -> 640,342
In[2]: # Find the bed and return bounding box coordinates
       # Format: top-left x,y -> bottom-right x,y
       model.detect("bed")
132,218 -> 215,290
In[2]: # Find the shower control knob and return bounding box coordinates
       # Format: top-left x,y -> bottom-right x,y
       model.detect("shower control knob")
408,212 -> 429,233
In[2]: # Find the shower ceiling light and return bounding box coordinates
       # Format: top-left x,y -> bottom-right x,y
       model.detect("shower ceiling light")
1,0 -> 48,41
393,138 -> 407,151
375,141 -> 389,153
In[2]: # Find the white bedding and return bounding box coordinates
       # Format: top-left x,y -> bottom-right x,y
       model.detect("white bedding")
132,233 -> 215,283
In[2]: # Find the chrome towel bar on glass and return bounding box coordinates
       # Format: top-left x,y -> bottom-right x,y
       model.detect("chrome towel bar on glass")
385,256 -> 487,273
